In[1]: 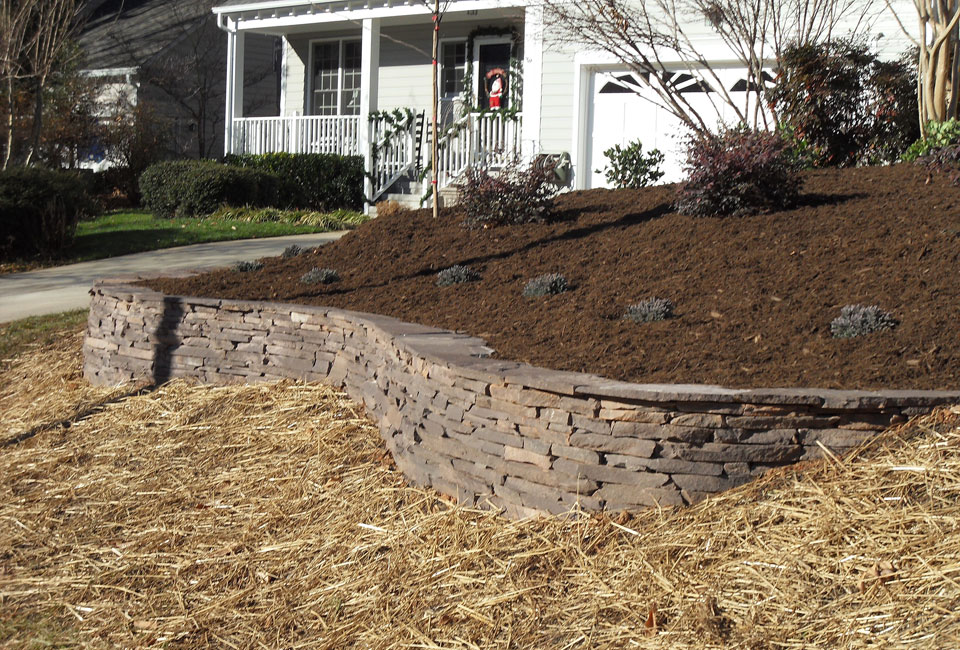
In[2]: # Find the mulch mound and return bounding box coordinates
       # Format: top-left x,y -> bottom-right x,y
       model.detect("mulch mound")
3,338 -> 960,647
144,164 -> 960,390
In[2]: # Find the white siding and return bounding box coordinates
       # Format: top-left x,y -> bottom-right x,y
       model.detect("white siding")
280,17 -> 523,116
283,36 -> 307,116
538,44 -> 576,154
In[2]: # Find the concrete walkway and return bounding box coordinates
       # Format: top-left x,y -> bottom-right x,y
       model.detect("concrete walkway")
0,231 -> 348,324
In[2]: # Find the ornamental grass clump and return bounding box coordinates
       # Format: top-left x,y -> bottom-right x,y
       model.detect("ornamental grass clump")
232,260 -> 263,273
624,298 -> 675,323
523,273 -> 568,298
282,245 -> 304,259
300,267 -> 339,285
830,304 -> 898,338
436,264 -> 479,287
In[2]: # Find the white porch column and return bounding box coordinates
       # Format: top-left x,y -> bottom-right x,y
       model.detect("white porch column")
359,18 -> 381,210
223,27 -> 246,156
521,5 -> 543,160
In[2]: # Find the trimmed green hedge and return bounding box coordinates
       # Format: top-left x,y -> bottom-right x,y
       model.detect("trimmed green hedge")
0,167 -> 97,260
139,160 -> 281,218
224,153 -> 364,211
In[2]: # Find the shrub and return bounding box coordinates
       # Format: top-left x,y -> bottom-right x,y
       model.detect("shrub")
282,245 -> 304,259
0,167 -> 97,260
598,140 -> 665,189
436,264 -> 479,287
675,128 -> 800,217
624,298 -> 674,323
830,305 -> 898,338
224,153 -> 364,212
100,102 -> 168,204
140,160 -> 280,218
919,143 -> 960,185
523,273 -> 568,298
232,260 -> 263,273
300,267 -> 340,285
902,119 -> 960,161
770,40 -> 919,167
460,160 -> 559,227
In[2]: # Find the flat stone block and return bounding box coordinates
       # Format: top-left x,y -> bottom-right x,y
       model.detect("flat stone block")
605,454 -> 724,476
552,458 -> 669,488
504,445 -> 552,470
595,484 -> 684,508
568,432 -> 656,458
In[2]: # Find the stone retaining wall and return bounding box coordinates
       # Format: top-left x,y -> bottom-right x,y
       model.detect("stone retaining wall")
84,277 -> 960,519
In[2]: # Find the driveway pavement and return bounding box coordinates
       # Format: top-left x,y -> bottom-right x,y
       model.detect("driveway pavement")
0,231 -> 348,324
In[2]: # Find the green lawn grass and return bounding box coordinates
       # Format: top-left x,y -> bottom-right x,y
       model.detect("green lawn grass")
70,210 -> 336,263
1,209 -> 357,274
0,309 -> 88,366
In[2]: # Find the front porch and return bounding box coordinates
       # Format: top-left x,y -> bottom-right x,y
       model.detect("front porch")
229,111 -> 522,201
214,0 -> 543,205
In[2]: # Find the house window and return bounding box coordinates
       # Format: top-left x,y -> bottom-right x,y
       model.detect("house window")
440,40 -> 466,99
312,39 -> 362,116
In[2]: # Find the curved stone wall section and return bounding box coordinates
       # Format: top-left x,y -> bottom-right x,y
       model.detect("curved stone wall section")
84,277 -> 960,519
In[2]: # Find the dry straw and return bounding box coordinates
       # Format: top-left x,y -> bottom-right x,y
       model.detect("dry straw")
1,334 -> 959,648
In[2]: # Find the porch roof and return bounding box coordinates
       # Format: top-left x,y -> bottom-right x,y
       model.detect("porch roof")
213,0 -> 527,34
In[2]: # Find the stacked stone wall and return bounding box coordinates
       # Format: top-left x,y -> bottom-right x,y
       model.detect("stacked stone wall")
84,277 -> 960,519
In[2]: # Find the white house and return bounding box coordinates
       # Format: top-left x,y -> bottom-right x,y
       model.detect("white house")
212,0 -> 916,203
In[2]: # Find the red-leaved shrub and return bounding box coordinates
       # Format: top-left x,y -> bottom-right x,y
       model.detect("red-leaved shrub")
675,128 -> 800,217
460,160 -> 558,227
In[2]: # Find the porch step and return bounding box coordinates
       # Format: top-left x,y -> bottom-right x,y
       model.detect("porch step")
370,186 -> 460,217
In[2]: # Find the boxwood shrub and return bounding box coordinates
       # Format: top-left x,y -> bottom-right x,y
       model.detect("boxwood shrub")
0,167 -> 97,260
224,153 -> 363,212
139,160 -> 280,218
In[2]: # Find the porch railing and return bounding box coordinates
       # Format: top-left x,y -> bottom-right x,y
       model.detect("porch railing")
437,112 -> 523,189
230,116 -> 361,156
370,113 -> 418,202
228,112 -> 523,203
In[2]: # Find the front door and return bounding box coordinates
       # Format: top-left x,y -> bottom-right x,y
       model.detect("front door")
476,42 -> 511,111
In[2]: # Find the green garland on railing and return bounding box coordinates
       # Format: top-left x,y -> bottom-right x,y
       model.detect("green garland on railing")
366,107 -> 418,204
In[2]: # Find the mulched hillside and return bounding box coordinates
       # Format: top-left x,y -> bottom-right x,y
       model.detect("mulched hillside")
144,164 -> 960,390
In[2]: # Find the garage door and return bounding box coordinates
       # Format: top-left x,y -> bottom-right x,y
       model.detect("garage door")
587,68 -> 764,188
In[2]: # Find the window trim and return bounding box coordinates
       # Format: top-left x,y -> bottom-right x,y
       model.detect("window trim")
306,36 -> 363,117
439,37 -> 468,101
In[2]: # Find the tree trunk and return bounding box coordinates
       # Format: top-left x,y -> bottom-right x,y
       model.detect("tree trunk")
431,0 -> 439,219
3,76 -> 15,170
24,74 -> 45,166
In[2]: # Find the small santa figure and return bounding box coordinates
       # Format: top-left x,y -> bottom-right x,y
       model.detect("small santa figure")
486,68 -> 507,110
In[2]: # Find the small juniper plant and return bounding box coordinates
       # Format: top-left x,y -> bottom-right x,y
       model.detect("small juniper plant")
624,298 -> 675,323
523,273 -> 568,298
300,267 -> 340,285
436,264 -> 479,287
830,304 -> 898,338
232,260 -> 263,272
282,244 -> 304,259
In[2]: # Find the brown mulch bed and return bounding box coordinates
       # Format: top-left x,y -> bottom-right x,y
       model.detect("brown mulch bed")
143,164 -> 960,390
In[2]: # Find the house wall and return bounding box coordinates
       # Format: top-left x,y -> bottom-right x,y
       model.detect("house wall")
281,17 -> 523,117
136,22 -> 279,159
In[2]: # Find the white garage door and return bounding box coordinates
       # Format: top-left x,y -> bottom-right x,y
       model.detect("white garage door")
587,68 -> 765,188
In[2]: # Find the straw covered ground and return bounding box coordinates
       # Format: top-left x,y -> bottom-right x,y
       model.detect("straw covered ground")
2,332 -> 960,648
